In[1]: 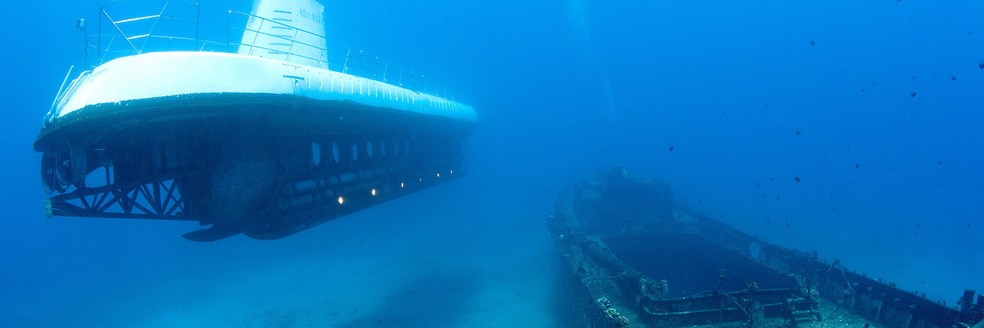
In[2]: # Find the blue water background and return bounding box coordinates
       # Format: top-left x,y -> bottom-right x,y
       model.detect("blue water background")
1,0 -> 982,326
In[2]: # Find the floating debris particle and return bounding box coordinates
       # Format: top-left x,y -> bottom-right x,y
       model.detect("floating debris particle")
910,91 -> 917,97
979,60 -> 984,69
855,163 -> 860,169
794,176 -> 802,182
951,75 -> 957,81
937,160 -> 944,165
795,130 -> 802,136
809,40 -> 816,46
668,145 -> 674,152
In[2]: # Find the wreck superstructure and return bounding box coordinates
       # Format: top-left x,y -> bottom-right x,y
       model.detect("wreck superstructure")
548,169 -> 984,327
34,0 -> 476,241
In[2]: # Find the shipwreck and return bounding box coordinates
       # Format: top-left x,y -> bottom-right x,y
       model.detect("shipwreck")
548,168 -> 983,327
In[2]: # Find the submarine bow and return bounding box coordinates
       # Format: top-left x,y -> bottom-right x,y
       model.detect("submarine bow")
33,0 -> 477,241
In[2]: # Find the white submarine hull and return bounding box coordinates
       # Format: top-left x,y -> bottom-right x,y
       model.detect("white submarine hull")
34,0 -> 476,241
49,51 -> 476,124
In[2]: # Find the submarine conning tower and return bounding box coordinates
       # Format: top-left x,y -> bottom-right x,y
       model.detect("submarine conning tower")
33,0 -> 477,241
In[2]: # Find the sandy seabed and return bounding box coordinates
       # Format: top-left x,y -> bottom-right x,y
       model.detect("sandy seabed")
9,179 -> 568,327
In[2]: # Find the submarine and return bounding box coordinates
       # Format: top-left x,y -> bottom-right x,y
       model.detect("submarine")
33,0 -> 476,241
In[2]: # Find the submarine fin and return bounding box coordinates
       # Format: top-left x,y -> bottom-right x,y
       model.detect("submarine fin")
238,0 -> 328,69
182,224 -> 243,242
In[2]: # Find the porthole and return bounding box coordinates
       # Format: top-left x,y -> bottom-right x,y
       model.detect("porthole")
311,142 -> 322,166
331,142 -> 340,163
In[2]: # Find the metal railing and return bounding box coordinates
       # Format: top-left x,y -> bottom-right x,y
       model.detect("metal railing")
76,0 -> 457,98
86,0 -> 210,67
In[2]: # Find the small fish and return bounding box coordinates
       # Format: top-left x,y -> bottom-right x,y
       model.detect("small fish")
910,91 -> 917,97
809,40 -> 816,46
668,145 -> 674,152
937,160 -> 944,165
794,176 -> 802,182
979,60 -> 984,69
855,163 -> 860,169
951,75 -> 957,81
784,218 -> 790,228
795,130 -> 801,136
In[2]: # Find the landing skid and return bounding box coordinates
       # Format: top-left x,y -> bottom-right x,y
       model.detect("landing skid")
182,224 -> 243,242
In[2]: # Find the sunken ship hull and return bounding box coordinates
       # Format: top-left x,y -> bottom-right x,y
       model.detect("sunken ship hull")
34,0 -> 476,241
548,171 -> 984,327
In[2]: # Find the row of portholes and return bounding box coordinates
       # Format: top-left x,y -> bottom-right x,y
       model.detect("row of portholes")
310,140 -> 416,166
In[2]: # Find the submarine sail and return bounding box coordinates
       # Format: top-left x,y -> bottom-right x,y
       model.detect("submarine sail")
33,0 -> 477,241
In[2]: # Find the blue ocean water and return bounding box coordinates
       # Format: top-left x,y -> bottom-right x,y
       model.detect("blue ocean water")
1,0 -> 982,326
